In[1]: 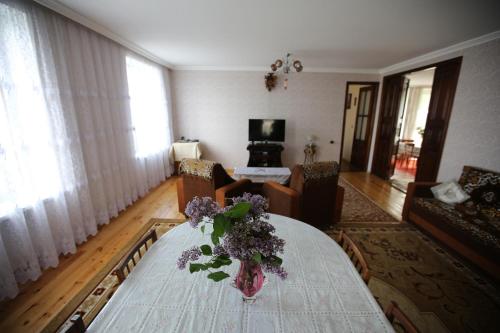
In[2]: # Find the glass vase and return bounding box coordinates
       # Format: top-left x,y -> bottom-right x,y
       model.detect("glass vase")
232,260 -> 266,303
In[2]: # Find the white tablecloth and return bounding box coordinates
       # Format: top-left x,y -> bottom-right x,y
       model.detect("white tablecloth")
88,214 -> 394,333
168,142 -> 202,163
233,167 -> 291,184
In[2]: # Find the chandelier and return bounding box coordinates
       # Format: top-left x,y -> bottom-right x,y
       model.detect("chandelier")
270,53 -> 303,89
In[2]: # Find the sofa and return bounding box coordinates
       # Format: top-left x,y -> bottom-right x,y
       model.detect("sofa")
403,165 -> 500,280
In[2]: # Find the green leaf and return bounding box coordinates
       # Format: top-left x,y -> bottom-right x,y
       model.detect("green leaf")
200,225 -> 205,234
211,232 -> 220,245
218,257 -> 232,266
200,244 -> 212,256
189,263 -> 205,273
222,218 -> 233,232
207,271 -> 230,282
252,252 -> 262,263
213,215 -> 226,237
210,261 -> 222,268
224,202 -> 251,219
270,255 -> 283,266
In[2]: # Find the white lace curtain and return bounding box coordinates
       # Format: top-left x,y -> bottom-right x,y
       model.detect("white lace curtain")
0,0 -> 173,300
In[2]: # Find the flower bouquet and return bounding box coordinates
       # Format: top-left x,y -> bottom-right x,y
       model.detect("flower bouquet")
177,193 -> 287,302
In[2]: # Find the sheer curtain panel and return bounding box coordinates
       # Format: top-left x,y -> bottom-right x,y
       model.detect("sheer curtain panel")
0,0 -> 173,300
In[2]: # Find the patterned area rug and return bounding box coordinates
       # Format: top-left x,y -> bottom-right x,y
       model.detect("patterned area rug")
326,225 -> 500,333
339,177 -> 399,224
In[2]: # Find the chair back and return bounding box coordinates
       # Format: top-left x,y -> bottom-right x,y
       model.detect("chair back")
57,314 -> 85,333
115,230 -> 158,283
177,159 -> 234,213
290,161 -> 339,229
337,230 -> 370,284
385,301 -> 420,333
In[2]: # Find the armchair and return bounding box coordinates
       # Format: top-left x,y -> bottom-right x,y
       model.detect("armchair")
262,161 -> 343,230
176,159 -> 251,213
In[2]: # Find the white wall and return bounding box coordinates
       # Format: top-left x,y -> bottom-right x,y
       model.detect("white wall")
438,39 -> 500,180
367,38 -> 500,180
342,85 -> 368,161
171,71 -> 378,168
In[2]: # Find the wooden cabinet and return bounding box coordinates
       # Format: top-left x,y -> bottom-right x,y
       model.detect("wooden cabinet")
247,144 -> 284,167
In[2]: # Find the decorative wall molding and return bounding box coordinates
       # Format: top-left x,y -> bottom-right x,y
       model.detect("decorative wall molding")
379,30 -> 500,74
173,65 -> 379,74
34,0 -> 173,68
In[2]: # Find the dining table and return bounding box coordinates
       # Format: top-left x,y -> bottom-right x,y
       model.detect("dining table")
88,214 -> 395,332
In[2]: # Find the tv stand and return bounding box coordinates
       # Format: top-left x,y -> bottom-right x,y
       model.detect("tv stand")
247,143 -> 284,167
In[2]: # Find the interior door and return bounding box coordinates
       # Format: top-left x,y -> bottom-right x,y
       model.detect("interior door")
388,78 -> 410,177
350,86 -> 376,171
372,75 -> 405,179
415,57 -> 462,181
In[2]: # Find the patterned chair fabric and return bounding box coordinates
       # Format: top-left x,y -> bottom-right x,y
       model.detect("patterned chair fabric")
179,158 -> 217,180
303,161 -> 340,181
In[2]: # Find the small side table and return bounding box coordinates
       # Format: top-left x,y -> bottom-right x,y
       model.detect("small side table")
304,144 -> 316,165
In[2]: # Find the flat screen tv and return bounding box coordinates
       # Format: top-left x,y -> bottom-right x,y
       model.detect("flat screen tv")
249,119 -> 285,142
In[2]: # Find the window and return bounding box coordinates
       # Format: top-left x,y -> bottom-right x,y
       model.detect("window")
0,3 -> 62,215
126,56 -> 170,158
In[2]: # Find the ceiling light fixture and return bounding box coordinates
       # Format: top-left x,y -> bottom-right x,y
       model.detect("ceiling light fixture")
270,53 -> 303,89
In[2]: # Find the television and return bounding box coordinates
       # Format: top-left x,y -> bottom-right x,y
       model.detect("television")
249,119 -> 285,142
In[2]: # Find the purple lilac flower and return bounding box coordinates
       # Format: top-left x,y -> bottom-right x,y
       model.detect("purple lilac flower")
213,244 -> 228,257
179,193 -> 287,280
231,193 -> 269,219
262,262 -> 288,280
177,246 -> 202,269
185,196 -> 222,228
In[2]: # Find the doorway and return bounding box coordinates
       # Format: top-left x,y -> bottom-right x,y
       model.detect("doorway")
372,57 -> 462,189
389,68 -> 435,191
340,82 -> 379,172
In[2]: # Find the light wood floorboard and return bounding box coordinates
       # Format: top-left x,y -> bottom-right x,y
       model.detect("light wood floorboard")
0,177 -> 183,333
340,171 -> 405,221
0,172 -> 405,332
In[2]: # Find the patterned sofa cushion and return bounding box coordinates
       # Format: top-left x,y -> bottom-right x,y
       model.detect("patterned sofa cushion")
412,197 -> 500,257
457,165 -> 500,223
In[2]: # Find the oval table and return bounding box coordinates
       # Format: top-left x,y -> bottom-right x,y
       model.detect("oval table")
88,214 -> 395,332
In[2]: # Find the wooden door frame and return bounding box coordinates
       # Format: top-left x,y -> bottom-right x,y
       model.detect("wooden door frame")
339,81 -> 380,171
371,56 -> 462,181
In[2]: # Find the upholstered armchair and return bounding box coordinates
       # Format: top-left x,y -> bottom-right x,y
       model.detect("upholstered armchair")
262,161 -> 344,230
176,159 -> 252,213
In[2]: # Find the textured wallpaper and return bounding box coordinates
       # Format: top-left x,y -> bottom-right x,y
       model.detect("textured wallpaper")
171,71 -> 377,168
438,39 -> 500,180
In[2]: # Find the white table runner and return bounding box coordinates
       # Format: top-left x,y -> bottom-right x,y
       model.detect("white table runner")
88,214 -> 394,333
233,167 -> 291,184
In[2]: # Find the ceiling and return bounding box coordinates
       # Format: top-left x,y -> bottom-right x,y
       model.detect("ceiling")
50,0 -> 500,71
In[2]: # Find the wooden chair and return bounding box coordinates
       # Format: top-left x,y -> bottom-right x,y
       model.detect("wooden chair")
402,143 -> 415,167
57,314 -> 85,333
337,230 -> 370,284
385,301 -> 420,333
115,229 -> 158,283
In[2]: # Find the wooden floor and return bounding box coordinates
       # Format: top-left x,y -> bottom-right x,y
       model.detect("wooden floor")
0,177 -> 183,333
341,172 -> 406,221
0,172 -> 405,333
